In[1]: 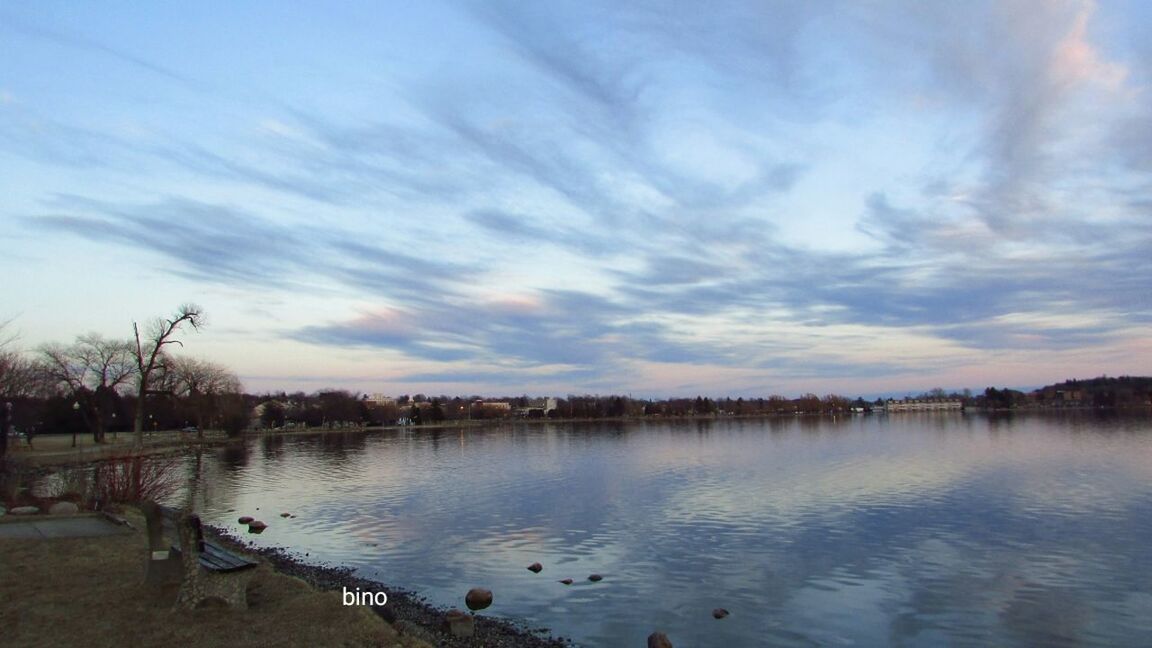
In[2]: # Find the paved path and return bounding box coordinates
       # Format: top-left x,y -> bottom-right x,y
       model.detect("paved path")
0,514 -> 134,539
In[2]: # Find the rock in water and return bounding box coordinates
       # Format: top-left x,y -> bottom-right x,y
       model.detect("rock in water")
280,512 -> 291,518
465,588 -> 493,611
527,562 -> 543,573
49,501 -> 79,515
712,608 -> 730,619
559,578 -> 573,585
588,574 -> 603,582
238,515 -> 254,524
648,631 -> 673,648
444,609 -> 475,638
248,520 -> 268,533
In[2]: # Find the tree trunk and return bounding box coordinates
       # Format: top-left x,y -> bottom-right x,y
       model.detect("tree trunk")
133,375 -> 148,450
0,402 -> 9,460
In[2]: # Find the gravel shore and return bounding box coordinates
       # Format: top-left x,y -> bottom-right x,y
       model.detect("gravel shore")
207,525 -> 574,648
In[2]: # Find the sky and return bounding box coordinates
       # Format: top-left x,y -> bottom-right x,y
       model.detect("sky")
2,0 -> 1150,399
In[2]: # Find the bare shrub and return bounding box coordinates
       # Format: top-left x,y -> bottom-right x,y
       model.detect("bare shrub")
91,455 -> 182,505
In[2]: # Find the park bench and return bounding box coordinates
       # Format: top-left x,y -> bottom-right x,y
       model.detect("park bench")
141,501 -> 258,609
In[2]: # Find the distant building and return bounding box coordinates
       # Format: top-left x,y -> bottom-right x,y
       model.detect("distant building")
883,398 -> 963,412
515,397 -> 559,419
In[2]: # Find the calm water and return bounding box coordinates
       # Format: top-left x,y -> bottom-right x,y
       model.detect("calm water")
187,413 -> 1152,647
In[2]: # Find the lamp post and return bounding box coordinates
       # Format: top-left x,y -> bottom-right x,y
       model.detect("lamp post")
72,401 -> 80,448
111,412 -> 117,440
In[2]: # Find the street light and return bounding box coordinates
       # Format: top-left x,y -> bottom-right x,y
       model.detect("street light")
72,401 -> 80,448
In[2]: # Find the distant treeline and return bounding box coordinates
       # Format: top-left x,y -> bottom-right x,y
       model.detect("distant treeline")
4,371 -> 1149,439
999,375 -> 1152,410
250,379 -> 1152,429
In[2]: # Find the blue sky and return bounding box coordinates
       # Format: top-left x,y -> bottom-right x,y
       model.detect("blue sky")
2,0 -> 1150,398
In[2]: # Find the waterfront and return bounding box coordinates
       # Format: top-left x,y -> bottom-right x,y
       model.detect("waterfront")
188,413 -> 1152,647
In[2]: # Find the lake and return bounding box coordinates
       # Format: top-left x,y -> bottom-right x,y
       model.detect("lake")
187,413 -> 1152,647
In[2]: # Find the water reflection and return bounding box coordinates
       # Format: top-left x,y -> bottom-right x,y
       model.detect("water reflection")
219,441 -> 250,471
261,433 -> 285,459
190,413 -> 1152,647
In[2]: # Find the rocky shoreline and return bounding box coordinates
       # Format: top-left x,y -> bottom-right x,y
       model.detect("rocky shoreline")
207,525 -> 574,648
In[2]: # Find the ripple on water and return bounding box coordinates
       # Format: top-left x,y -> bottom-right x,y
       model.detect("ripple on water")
189,416 -> 1152,648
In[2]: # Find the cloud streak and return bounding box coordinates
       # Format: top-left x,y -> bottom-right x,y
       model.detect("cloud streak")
4,0 -> 1151,394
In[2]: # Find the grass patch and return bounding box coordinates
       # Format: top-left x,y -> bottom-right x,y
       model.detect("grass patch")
0,510 -> 431,647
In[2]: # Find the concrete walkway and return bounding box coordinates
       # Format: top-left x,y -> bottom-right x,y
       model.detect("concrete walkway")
0,514 -> 134,540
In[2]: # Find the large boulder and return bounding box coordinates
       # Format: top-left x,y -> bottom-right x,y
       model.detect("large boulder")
248,520 -> 268,533
49,501 -> 79,515
465,588 -> 493,611
238,515 -> 254,524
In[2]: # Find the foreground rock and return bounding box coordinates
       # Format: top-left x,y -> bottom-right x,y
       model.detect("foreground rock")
248,520 -> 268,533
465,588 -> 493,611
49,501 -> 79,515
648,631 -> 673,648
444,609 -> 475,638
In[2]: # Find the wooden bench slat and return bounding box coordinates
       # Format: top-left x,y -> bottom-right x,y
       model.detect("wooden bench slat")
200,541 -> 257,572
201,551 -> 255,571
200,553 -> 242,571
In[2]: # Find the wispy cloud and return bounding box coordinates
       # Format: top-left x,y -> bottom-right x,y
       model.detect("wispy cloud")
24,195 -> 480,300
0,11 -> 197,87
5,0 -> 1151,393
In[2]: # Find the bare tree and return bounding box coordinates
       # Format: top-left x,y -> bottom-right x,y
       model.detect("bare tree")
0,318 -> 33,399
133,304 -> 204,449
1,356 -> 47,400
37,334 -> 136,444
167,355 -> 242,439
0,319 -> 18,458
1,350 -> 35,400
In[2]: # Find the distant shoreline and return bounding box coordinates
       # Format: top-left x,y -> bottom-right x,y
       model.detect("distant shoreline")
251,405 -> 1151,436
8,406 -> 1148,469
